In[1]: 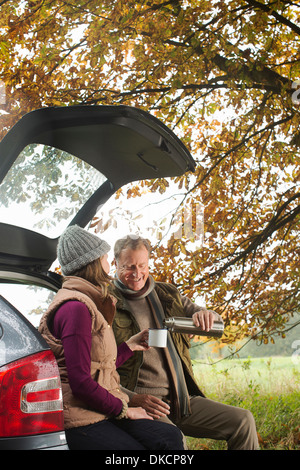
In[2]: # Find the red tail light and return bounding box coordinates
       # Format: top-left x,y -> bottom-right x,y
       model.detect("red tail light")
0,350 -> 64,437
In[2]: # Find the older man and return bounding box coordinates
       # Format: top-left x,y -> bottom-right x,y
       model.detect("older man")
112,235 -> 259,450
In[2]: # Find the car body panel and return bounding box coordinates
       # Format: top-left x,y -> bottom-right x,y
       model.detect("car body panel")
0,431 -> 68,450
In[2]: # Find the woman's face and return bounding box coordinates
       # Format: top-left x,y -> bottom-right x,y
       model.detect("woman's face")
101,253 -> 110,274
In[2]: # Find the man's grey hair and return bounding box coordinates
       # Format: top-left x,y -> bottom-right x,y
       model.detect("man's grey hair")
114,235 -> 151,261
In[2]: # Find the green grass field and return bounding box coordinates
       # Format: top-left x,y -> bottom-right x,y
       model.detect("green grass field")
186,356 -> 300,450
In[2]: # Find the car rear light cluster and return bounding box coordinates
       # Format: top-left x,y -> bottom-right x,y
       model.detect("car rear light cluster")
0,350 -> 64,437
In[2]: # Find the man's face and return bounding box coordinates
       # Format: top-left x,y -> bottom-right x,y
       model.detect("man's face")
116,246 -> 149,291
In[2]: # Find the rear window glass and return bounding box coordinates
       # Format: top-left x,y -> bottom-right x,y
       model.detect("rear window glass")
0,143 -> 107,238
0,284 -> 55,329
0,295 -> 45,367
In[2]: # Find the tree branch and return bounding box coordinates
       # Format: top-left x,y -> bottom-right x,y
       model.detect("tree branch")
196,192 -> 300,284
244,0 -> 300,36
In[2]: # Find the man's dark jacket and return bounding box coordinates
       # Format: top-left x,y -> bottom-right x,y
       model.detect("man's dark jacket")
112,281 -> 205,401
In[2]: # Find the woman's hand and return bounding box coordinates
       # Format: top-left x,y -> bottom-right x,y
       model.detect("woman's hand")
126,406 -> 153,420
126,329 -> 150,352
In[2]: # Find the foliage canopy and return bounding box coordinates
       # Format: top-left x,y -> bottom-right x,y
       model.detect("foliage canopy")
0,0 -> 299,343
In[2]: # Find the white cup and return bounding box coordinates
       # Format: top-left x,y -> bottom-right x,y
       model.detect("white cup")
148,328 -> 168,348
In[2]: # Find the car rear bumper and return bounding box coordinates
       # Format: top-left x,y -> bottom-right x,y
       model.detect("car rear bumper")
0,431 -> 68,450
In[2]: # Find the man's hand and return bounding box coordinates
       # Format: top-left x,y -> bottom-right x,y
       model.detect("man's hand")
192,309 -> 216,332
128,394 -> 170,420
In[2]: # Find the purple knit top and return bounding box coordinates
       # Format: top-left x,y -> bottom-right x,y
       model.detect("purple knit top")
51,300 -> 133,417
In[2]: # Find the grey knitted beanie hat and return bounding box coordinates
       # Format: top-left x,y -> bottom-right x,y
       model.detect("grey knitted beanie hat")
57,225 -> 111,276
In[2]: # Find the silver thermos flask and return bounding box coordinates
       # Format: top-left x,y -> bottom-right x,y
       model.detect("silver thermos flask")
163,316 -> 224,338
